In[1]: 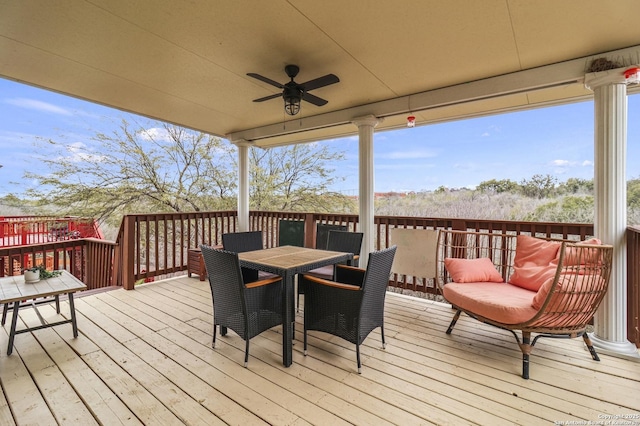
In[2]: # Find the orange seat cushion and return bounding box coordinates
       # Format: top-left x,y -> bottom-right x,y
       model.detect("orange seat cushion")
444,257 -> 504,283
443,282 -> 538,325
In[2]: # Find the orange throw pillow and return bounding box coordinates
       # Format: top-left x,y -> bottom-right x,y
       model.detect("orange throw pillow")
532,273 -> 604,311
559,238 -> 602,266
508,235 -> 561,292
444,257 -> 504,283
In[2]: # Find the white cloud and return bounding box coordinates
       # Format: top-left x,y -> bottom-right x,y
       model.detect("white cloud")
138,127 -> 172,142
480,125 -> 501,137
381,150 -> 438,160
63,142 -> 105,163
453,162 -> 478,171
377,163 -> 435,170
4,97 -> 73,115
552,159 -> 594,168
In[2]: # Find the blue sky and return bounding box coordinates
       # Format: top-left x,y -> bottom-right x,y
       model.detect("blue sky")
1,77 -> 638,197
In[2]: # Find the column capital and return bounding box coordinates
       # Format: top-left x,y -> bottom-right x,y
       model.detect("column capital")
584,66 -> 639,91
352,115 -> 382,128
231,138 -> 254,148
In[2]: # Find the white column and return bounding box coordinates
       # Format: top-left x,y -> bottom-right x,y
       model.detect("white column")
352,115 -> 382,268
235,139 -> 251,232
584,67 -> 639,357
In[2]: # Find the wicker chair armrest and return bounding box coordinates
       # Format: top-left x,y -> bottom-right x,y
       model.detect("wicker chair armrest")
335,264 -> 365,286
245,276 -> 282,289
336,264 -> 362,272
301,274 -> 361,291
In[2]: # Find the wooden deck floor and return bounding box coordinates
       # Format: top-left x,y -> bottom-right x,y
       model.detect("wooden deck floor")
1,276 -> 639,425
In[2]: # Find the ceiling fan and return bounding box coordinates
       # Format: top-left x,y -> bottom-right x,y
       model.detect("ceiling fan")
247,65 -> 339,115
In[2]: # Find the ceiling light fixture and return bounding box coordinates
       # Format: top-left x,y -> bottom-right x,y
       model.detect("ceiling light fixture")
283,86 -> 302,116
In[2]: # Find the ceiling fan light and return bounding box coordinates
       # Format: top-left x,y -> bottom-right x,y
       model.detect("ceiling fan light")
284,95 -> 301,115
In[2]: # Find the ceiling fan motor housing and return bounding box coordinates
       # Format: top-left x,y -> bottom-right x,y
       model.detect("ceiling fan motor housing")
283,84 -> 303,100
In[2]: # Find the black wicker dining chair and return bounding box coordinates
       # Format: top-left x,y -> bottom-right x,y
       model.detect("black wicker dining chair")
222,231 -> 264,283
200,244 -> 283,367
302,245 -> 397,373
297,230 -> 364,311
315,223 -> 347,251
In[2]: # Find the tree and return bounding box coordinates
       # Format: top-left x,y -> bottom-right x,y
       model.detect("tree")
525,195 -> 594,222
628,178 -> 640,209
520,174 -> 557,199
476,178 -> 519,194
0,194 -> 27,216
24,119 -> 353,227
249,143 -> 353,212
557,178 -> 593,195
25,120 -> 237,226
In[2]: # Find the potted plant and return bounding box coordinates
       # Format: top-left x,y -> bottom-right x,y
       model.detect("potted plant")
23,264 -> 62,283
24,267 -> 40,283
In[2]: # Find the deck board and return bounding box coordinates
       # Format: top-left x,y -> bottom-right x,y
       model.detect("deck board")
1,276 -> 638,425
13,308 -> 99,425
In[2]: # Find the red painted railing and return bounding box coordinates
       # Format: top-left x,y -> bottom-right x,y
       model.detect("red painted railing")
0,216 -> 103,247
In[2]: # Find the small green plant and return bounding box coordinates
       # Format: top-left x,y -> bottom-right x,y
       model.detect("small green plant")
24,264 -> 62,279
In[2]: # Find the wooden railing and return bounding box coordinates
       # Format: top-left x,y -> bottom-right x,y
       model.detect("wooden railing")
318,215 -> 595,295
116,211 -> 239,288
6,211 -> 634,347
115,211 -> 595,290
0,238 -> 115,290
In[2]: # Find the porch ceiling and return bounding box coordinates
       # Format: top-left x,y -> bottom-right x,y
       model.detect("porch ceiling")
1,1 -> 640,147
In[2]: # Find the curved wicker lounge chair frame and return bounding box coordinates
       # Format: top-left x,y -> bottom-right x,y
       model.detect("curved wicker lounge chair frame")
302,245 -> 397,373
436,230 -> 613,379
200,244 -> 283,367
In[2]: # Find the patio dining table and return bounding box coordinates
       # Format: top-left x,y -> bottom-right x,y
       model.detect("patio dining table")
0,271 -> 86,355
238,245 -> 353,367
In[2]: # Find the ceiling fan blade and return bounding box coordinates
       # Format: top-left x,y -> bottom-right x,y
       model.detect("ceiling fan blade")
247,73 -> 284,89
301,74 -> 339,91
253,93 -> 282,102
302,92 -> 328,106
